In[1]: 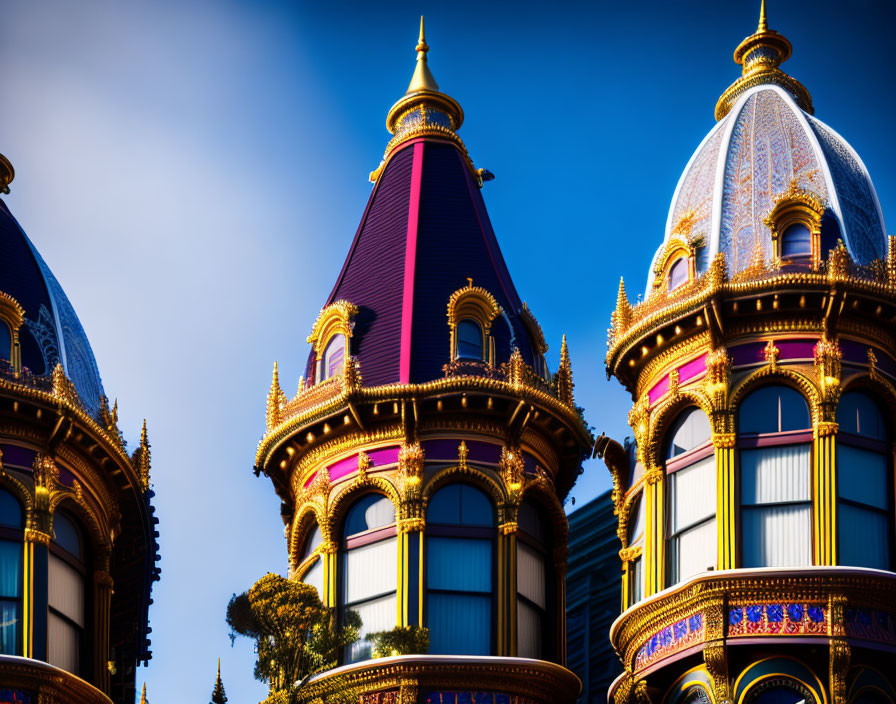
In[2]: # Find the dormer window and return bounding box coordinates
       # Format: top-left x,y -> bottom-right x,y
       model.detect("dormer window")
319,334 -> 345,382
667,258 -> 688,291
780,223 -> 812,258
455,319 -> 484,360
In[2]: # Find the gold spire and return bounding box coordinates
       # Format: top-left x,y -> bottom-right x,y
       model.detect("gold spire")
714,0 -> 813,120
556,335 -> 575,407
407,16 -> 439,94
140,682 -> 147,704
0,153 -> 13,195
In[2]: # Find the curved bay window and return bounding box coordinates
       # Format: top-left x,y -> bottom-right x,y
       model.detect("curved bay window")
626,492 -> 645,606
837,391 -> 892,569
665,407 -> 716,583
318,334 -> 346,383
516,500 -> 550,659
49,511 -> 87,675
298,522 -> 324,597
455,319 -> 484,360
340,494 -> 396,662
426,484 -> 495,655
0,487 -> 23,655
738,385 -> 812,568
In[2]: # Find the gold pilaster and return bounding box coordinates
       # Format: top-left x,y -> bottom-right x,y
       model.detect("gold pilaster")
93,569 -> 113,693
713,433 -> 737,570
814,422 -> 838,565
643,466 -> 664,596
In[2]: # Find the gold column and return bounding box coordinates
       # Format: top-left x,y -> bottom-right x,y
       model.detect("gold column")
22,528 -> 50,659
643,466 -> 664,596
321,543 -> 338,608
498,521 -> 518,656
814,422 -> 838,565
619,558 -> 629,610
713,433 -> 737,570
93,569 -> 113,693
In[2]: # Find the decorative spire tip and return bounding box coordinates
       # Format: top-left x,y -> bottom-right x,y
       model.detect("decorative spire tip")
416,15 -> 428,53
757,0 -> 768,32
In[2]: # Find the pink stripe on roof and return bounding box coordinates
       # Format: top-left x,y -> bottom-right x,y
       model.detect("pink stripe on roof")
399,142 -> 425,384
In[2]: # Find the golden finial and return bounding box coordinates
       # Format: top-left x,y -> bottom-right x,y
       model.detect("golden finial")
136,419 -> 151,492
140,682 -> 147,704
407,15 -> 440,94
266,362 -> 287,431
714,0 -> 812,120
556,335 -> 575,407
0,154 -> 14,195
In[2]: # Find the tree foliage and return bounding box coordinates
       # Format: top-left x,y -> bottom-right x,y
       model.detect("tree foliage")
226,573 -> 361,704
366,625 -> 430,658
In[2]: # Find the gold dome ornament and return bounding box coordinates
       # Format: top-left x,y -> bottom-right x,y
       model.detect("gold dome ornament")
0,153 -> 14,195
714,0 -> 813,120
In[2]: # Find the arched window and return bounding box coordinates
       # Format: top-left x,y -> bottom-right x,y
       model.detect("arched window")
426,484 -> 495,655
318,334 -> 346,382
668,258 -> 688,291
0,323 -> 11,363
455,319 -> 484,360
747,682 -> 814,704
298,523 -> 324,598
0,487 -> 23,655
517,500 -> 550,659
780,223 -> 812,258
738,385 -> 812,568
665,407 -> 716,584
341,494 -> 396,662
837,391 -> 892,570
49,511 -> 87,675
627,492 -> 645,606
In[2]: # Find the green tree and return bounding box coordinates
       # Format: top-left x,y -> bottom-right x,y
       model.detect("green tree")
210,659 -> 228,704
226,573 -> 361,704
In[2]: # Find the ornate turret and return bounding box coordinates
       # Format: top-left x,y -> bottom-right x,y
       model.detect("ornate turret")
253,19 -> 591,704
715,0 -> 813,120
0,121 -> 159,704
603,7 -> 896,704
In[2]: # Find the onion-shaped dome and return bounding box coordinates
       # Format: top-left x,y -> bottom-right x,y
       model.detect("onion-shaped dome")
0,165 -> 106,416
646,4 -> 886,290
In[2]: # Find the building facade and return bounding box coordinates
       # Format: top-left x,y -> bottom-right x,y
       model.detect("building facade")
565,489 -> 622,704
0,153 -> 160,703
254,20 -> 592,704
601,5 -> 896,704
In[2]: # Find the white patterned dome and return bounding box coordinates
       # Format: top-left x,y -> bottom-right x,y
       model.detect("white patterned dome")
646,14 -> 886,291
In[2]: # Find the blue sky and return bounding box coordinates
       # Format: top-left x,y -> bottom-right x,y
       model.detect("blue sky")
1,1 -> 894,701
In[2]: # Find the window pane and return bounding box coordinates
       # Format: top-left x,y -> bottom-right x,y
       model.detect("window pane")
668,456 -> 716,532
427,537 -> 491,592
741,445 -> 811,505
48,610 -> 80,674
344,539 -> 397,604
839,503 -> 890,569
301,524 -> 322,560
838,445 -> 889,509
739,386 -> 810,434
0,323 -> 10,362
0,599 -> 17,655
669,518 -> 716,583
456,319 -> 483,359
0,489 -> 22,529
300,557 -> 324,599
322,335 -> 345,380
517,543 -> 545,609
742,505 -> 811,567
630,556 -> 643,604
781,223 -> 812,257
344,495 -> 395,536
427,593 -> 491,655
346,593 -> 396,662
53,513 -> 82,560
665,407 -> 711,459
628,494 -> 645,546
427,485 -> 493,527
517,599 -> 543,659
838,392 -> 887,440
668,258 -> 688,291
518,502 -> 546,541
49,554 -> 84,627
0,542 -> 21,599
